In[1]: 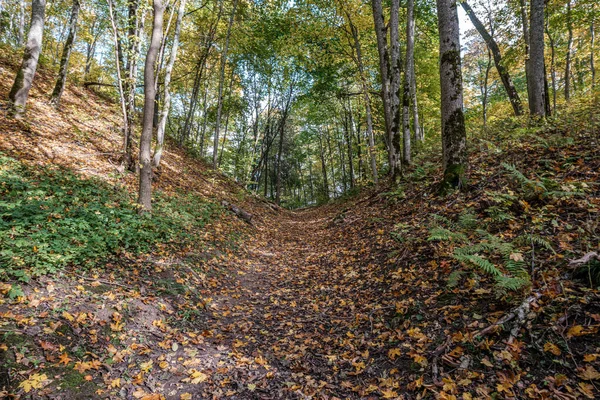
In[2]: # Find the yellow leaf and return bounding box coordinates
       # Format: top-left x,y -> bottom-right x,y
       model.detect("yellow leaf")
543,342 -> 561,356
18,373 -> 49,393
140,360 -> 153,372
583,354 -> 599,362
381,389 -> 398,398
110,378 -> 121,388
180,394 -> 192,400
567,325 -> 584,338
183,369 -> 208,384
388,348 -> 402,360
62,311 -> 74,322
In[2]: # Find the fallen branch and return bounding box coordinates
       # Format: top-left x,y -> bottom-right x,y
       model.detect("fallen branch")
475,292 -> 541,339
568,251 -> 600,268
74,274 -> 133,289
221,200 -> 253,224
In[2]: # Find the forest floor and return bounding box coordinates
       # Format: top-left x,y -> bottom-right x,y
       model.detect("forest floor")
1,56 -> 600,399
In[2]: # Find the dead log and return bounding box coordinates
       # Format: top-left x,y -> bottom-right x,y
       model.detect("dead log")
221,200 -> 253,224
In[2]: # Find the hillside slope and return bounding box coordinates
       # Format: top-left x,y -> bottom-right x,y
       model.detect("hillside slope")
1,59 -> 600,400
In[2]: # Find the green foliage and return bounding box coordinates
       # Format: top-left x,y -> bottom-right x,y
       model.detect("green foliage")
502,163 -> 587,200
428,211 -> 531,292
0,155 -> 218,282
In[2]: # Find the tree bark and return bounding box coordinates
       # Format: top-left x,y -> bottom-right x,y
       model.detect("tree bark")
402,0 -> 416,166
460,0 -> 523,116
564,0 -> 572,101
18,0 -> 25,47
138,0 -> 165,213
592,13 -> 596,90
154,0 -> 187,167
106,0 -> 130,156
370,0 -> 393,161
213,0 -> 238,168
8,0 -> 47,118
318,133 -> 329,200
545,12 -> 557,113
50,0 -> 80,108
528,0 -> 547,117
389,0 -> 402,176
346,12 -> 378,184
437,0 -> 467,191
519,0 -> 531,110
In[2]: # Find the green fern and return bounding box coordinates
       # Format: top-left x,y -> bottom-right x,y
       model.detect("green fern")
453,253 -> 502,277
428,227 -> 468,243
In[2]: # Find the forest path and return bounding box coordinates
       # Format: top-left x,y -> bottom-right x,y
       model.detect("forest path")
199,205 -> 394,399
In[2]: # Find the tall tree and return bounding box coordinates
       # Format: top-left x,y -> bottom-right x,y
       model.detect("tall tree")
154,0 -> 187,167
437,0 -> 467,190
8,0 -> 47,118
564,0 -> 573,101
138,0 -> 165,212
528,0 -> 547,116
50,0 -> 81,108
402,0 -> 416,166
213,0 -> 239,168
460,0 -> 523,116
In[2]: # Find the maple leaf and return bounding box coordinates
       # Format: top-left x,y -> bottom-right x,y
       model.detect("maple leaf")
18,373 -> 50,393
57,352 -> 71,366
388,348 -> 402,360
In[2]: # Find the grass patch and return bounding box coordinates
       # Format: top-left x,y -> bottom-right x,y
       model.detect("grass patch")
0,154 -> 219,282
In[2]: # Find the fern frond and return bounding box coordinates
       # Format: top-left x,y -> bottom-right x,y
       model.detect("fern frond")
453,253 -> 502,277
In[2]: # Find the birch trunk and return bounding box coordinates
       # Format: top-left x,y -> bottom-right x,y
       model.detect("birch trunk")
138,0 -> 165,213
8,0 -> 47,118
50,0 -> 80,108
153,0 -> 187,167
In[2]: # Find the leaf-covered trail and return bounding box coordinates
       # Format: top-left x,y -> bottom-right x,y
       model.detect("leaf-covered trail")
203,206 -> 393,398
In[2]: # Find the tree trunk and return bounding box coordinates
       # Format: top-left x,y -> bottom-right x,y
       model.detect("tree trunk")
50,0 -> 80,108
519,0 -> 532,109
545,13 -> 557,113
529,0 -> 547,117
564,0 -> 572,101
411,57 -> 421,142
213,0 -> 238,168
347,12 -> 378,184
318,133 -> 329,200
8,0 -> 47,118
402,0 -> 415,166
482,47 -> 492,128
342,97 -> 355,188
389,0 -> 402,176
437,0 -> 467,191
592,14 -> 596,90
18,0 -> 25,47
106,0 -> 130,156
461,0 -> 523,116
370,0 -> 393,160
153,0 -> 186,167
138,0 -> 165,213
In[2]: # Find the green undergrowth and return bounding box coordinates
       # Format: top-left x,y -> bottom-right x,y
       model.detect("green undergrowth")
0,154 -> 220,284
